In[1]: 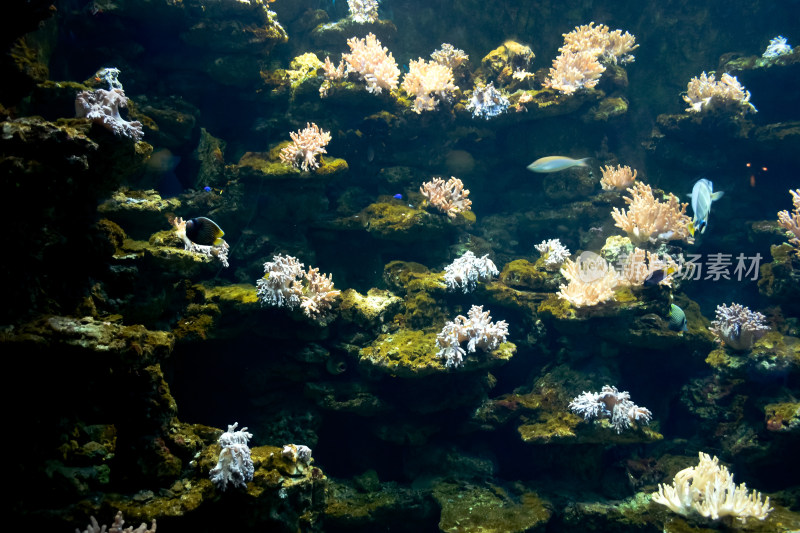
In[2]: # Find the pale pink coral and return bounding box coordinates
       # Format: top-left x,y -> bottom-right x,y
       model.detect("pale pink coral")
777,189 -> 800,250
683,72 -> 756,114
341,32 -> 400,94
279,122 -> 332,171
600,164 -> 637,190
611,182 -> 692,244
401,58 -> 457,113
419,176 -> 472,218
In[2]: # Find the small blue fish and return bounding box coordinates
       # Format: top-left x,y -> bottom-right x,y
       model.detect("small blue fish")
204,186 -> 212,192
393,193 -> 403,200
527,156 -> 590,173
689,178 -> 724,235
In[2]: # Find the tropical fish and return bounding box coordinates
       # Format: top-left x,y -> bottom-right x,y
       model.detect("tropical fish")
392,193 -> 403,200
668,304 -> 688,332
185,217 -> 225,246
527,156 -> 589,173
688,178 -> 724,235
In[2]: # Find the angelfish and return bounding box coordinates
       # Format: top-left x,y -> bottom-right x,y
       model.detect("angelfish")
527,156 -> 590,173
689,178 -> 724,235
185,217 -> 225,246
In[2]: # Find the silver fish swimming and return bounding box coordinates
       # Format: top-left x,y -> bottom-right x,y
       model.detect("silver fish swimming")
689,178 -> 724,235
527,156 -> 589,173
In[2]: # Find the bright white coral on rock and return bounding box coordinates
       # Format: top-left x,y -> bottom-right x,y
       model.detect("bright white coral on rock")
430,43 -> 469,70
420,176 -> 472,218
466,82 -> 510,119
535,238 -> 570,271
611,182 -> 692,244
569,385 -> 652,433
342,32 -> 400,94
75,87 -> 144,141
209,422 -> 254,491
443,250 -> 498,293
600,164 -> 637,190
777,188 -> 800,251
401,58 -> 458,113
436,305 -> 509,368
709,303 -> 769,351
256,254 -> 341,321
347,0 -> 379,24
279,122 -> 332,171
683,72 -> 756,115
652,452 -> 772,522
557,253 -> 618,307
763,36 -> 792,58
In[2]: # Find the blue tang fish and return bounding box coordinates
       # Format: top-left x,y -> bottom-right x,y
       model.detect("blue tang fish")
689,178 -> 724,235
527,156 -> 590,173
393,193 -> 403,200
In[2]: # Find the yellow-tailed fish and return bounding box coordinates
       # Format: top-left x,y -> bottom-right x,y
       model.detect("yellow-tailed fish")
527,156 -> 590,173
185,217 -> 225,246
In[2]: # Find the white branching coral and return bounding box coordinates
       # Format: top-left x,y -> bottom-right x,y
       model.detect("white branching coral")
209,422 -> 254,491
420,176 -> 472,218
171,217 -> 230,267
347,0 -> 379,24
600,164 -> 637,190
75,87 -> 144,141
777,188 -> 800,251
535,238 -> 571,271
569,385 -> 652,433
652,452 -> 772,522
443,250 -> 498,293
557,254 -> 618,307
430,43 -> 469,70
611,182 -> 693,244
683,72 -> 757,115
279,122 -> 332,171
709,303 -> 769,352
436,305 -> 509,368
466,82 -> 510,119
256,254 -> 341,321
342,32 -> 400,94
543,22 -> 637,94
401,58 -> 458,113
763,36 -> 793,58
76,511 -> 156,533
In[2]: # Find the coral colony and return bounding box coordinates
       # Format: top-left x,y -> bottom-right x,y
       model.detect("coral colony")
709,303 -> 770,351
683,72 -> 756,115
535,239 -> 571,271
443,251 -> 499,293
568,385 -> 653,434
347,0 -> 380,24
76,512 -> 156,533
652,452 -> 772,522
599,164 -> 638,191
419,176 -> 472,217
401,58 -> 458,113
209,423 -> 254,491
762,36 -> 793,58
75,68 -> 144,142
279,122 -> 332,171
436,305 -> 509,368
611,182 -> 693,244
256,254 -> 341,321
466,82 -> 510,119
777,189 -> 800,251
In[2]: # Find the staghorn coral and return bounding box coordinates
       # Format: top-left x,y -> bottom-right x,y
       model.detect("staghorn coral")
171,217 -> 230,267
709,303 -> 769,351
683,72 -> 757,115
279,122 -> 332,172
611,182 -> 692,244
209,422 -> 254,491
401,58 -> 458,113
436,305 -> 509,368
777,188 -> 800,251
569,385 -> 652,433
430,43 -> 469,71
600,164 -> 637,190
347,0 -> 379,24
443,250 -> 498,293
75,87 -> 144,141
557,254 -> 618,307
420,176 -> 472,218
652,452 -> 772,522
534,238 -> 571,271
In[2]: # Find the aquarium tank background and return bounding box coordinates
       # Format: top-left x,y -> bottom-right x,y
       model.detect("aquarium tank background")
2,0 -> 800,531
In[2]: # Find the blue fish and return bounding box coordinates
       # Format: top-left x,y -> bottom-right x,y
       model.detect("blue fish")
393,193 -> 403,200
204,186 -> 212,192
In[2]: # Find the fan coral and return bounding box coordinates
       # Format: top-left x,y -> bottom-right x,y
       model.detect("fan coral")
557,254 -> 618,307
569,384 -> 652,433
535,238 -> 571,271
611,182 -> 692,244
777,188 -> 800,251
443,250 -> 498,293
256,254 -> 340,321
279,122 -> 332,172
436,305 -> 509,368
683,72 -> 757,115
600,164 -> 637,190
652,452 -> 772,522
75,88 -> 144,141
171,217 -> 230,267
347,0 -> 379,24
420,176 -> 472,218
466,82 -> 510,119
430,43 -> 469,70
709,303 -> 769,351
341,32 -> 400,94
209,422 -> 254,491
401,58 -> 458,113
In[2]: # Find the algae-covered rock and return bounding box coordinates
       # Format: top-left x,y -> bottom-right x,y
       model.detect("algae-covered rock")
98,189 -> 181,240
705,331 -> 800,376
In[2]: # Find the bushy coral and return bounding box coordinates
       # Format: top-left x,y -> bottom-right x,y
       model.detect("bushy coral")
600,164 -> 637,190
557,254 -> 618,307
443,250 -> 498,293
569,385 -> 652,433
342,32 -> 400,94
209,422 -> 254,491
347,0 -> 379,23
436,305 -> 509,368
401,58 -> 458,113
256,254 -> 341,321
534,238 -> 570,271
777,189 -> 800,251
420,176 -> 472,218
430,43 -> 469,70
279,122 -> 332,172
709,303 -> 769,351
75,87 -> 144,141
683,72 -> 756,115
466,82 -> 510,119
611,182 -> 692,244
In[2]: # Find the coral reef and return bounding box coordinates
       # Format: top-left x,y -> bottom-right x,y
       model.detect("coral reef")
419,176 -> 472,218
709,302 -> 769,351
611,182 -> 693,244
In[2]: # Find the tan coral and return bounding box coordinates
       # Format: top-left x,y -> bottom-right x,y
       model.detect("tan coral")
777,188 -> 800,251
401,58 -> 457,113
557,256 -> 618,307
279,122 -> 332,171
611,182 -> 692,244
419,176 -> 472,218
341,32 -> 400,94
683,72 -> 756,114
600,164 -> 637,190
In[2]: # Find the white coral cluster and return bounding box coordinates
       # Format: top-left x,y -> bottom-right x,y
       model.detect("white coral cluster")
209,422 -> 254,491
430,43 -> 469,70
543,22 -> 638,95
279,122 -> 332,171
557,254 -> 618,307
466,82 -> 510,119
419,176 -> 472,218
347,0 -> 379,24
256,254 -> 341,321
75,87 -> 144,141
683,72 -> 757,115
401,58 -> 458,113
76,511 -> 156,533
568,385 -> 652,433
171,217 -> 230,267
777,188 -> 800,251
443,250 -> 498,293
652,452 -> 772,522
709,303 -> 769,352
326,32 -> 400,95
534,238 -> 571,271
436,305 -> 509,368
600,164 -> 637,190
763,36 -> 793,59
611,182 -> 693,244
